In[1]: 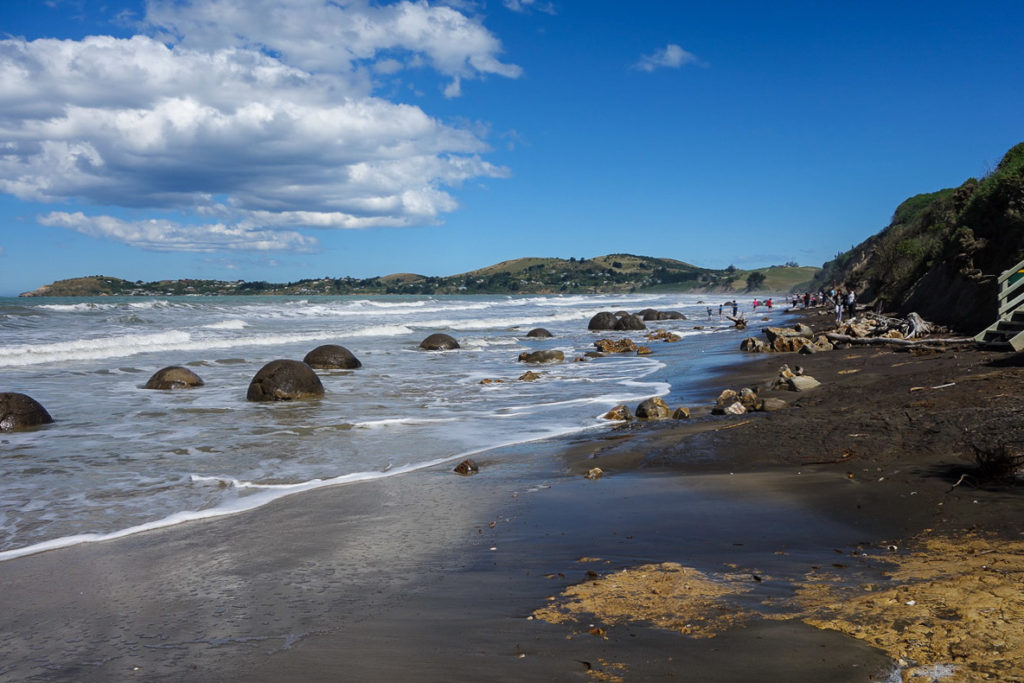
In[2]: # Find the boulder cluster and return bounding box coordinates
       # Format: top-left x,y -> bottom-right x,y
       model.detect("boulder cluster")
603,397 -> 690,422
741,322 -> 832,354
587,308 -> 685,332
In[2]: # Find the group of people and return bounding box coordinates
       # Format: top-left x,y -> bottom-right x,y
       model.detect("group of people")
791,287 -> 856,323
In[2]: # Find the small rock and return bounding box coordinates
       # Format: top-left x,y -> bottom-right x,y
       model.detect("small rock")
454,459 -> 479,475
480,378 -> 504,384
526,328 -> 553,338
518,350 -> 565,364
519,371 -> 543,381
603,405 -> 633,421
584,467 -> 603,480
594,338 -> 638,354
759,398 -> 788,411
787,375 -> 821,392
672,407 -> 691,419
636,346 -> 653,355
636,397 -> 671,420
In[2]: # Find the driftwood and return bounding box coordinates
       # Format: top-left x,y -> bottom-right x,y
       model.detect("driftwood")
860,311 -> 933,339
825,333 -> 975,348
726,315 -> 747,329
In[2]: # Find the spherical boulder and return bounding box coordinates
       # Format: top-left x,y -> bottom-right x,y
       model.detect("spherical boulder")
636,397 -> 671,420
658,311 -> 686,320
303,344 -> 362,369
638,308 -> 661,321
246,360 -> 324,402
0,393 -> 54,430
614,314 -> 647,331
0,393 -> 54,432
144,366 -> 205,390
587,312 -> 618,331
526,328 -> 553,338
517,350 -> 564,364
419,333 -> 460,350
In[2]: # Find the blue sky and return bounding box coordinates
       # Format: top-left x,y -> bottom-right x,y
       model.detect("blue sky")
1,0 -> 1022,295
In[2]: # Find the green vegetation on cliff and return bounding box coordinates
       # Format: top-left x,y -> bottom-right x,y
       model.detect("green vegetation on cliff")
810,141 -> 1024,333
20,255 -> 818,297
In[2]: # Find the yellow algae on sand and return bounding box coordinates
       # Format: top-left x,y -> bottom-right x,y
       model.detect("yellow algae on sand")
535,536 -> 1024,682
533,562 -> 752,638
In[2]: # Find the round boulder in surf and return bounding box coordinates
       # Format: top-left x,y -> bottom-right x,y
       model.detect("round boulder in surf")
0,392 -> 54,432
246,360 -> 325,401
419,333 -> 460,351
303,344 -> 362,370
144,366 -> 205,390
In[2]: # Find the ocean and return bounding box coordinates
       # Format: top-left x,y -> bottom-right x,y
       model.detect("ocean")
0,293 -> 783,560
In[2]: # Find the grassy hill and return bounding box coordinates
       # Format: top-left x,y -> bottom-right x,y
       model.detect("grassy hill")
20,255 -> 819,297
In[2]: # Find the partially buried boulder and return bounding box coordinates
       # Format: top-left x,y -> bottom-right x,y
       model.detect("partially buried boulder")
246,360 -> 324,402
526,328 -> 553,338
144,366 -> 205,390
419,333 -> 460,351
518,350 -> 564,364
0,393 -> 54,432
303,344 -> 362,369
636,397 -> 671,420
594,338 -> 638,354
588,312 -> 619,331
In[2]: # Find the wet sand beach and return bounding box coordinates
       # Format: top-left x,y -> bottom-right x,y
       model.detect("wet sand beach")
3,310 -> 1023,682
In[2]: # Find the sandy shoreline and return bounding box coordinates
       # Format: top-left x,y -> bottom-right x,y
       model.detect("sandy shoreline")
3,309 -> 1023,681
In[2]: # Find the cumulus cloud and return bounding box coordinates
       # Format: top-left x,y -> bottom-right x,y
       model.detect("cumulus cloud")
0,0 -> 521,253
635,43 -> 702,72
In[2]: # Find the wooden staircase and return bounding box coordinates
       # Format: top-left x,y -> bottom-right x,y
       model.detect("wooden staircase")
976,256 -> 1024,350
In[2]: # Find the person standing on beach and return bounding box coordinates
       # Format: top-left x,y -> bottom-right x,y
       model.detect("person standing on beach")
719,303 -> 723,318
845,289 -> 856,318
707,306 -> 713,319
732,300 -> 738,317
834,293 -> 843,324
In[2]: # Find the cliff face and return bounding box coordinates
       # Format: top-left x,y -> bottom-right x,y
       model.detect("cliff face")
812,142 -> 1024,333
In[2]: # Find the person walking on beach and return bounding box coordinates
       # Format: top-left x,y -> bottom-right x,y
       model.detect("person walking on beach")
707,306 -> 713,319
834,293 -> 843,324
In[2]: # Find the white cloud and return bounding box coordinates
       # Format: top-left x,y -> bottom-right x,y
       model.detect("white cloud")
503,0 -> 556,14
635,43 -> 702,72
39,211 -> 317,252
0,1 -> 521,253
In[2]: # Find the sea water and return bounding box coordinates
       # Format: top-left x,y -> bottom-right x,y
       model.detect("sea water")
0,293 -> 786,559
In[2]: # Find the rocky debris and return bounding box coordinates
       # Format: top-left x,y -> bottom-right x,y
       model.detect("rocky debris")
636,346 -> 653,356
713,388 -> 762,414
672,407 -> 691,419
519,371 -> 543,381
646,330 -> 682,343
573,356 -> 588,362
246,360 -> 325,402
419,333 -> 460,350
588,312 -> 619,330
526,328 -> 553,338
303,344 -> 362,369
453,459 -> 479,475
584,351 -> 605,358
0,393 -> 54,432
518,350 -> 565,364
760,397 -> 788,411
740,337 -> 769,352
636,397 -> 672,420
604,405 -> 633,421
594,338 -> 638,354
480,378 -> 504,385
143,366 -> 205,390
615,314 -> 647,331
584,467 -> 604,480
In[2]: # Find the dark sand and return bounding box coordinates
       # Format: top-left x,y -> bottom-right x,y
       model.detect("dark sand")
3,310 -> 1023,682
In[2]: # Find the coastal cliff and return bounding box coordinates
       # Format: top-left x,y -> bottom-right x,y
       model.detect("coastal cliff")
810,141 -> 1024,333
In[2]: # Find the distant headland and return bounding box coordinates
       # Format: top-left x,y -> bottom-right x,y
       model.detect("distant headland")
18,254 -> 819,297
